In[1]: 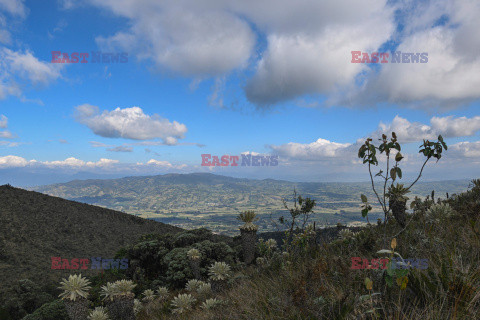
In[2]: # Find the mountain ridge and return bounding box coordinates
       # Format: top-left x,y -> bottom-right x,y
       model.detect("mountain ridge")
31,173 -> 471,235
0,184 -> 182,307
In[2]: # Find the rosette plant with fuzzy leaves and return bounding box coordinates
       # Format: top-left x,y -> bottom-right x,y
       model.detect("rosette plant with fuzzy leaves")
88,307 -> 110,320
58,274 -> 91,320
202,298 -> 223,310
105,280 -> 136,320
238,210 -> 258,264
171,293 -> 196,314
208,261 -> 231,293
185,279 -> 205,292
187,248 -> 202,279
156,286 -> 169,301
387,183 -> 410,228
196,282 -> 212,299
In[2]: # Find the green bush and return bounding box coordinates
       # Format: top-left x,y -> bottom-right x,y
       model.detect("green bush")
22,300 -> 68,320
121,229 -> 237,290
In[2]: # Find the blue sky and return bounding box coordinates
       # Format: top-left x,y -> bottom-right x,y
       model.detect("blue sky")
0,0 -> 479,186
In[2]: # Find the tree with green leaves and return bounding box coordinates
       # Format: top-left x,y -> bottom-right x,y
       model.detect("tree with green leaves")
279,189 -> 316,244
358,132 -> 447,228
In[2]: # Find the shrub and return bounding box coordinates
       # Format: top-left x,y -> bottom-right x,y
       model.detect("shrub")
358,132 -> 447,227
22,300 -> 69,320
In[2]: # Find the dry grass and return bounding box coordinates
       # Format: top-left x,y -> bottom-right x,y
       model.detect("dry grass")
135,186 -> 480,320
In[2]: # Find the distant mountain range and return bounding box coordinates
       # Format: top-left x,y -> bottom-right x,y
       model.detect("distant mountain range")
32,173 -> 472,235
0,185 -> 181,307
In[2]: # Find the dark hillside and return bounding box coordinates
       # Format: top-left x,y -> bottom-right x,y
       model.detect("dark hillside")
0,185 -> 182,307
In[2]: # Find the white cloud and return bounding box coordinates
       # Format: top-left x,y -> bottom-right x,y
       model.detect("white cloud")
107,145 -> 133,152
0,140 -> 19,147
145,159 -> 173,167
430,116 -> 480,138
75,104 -> 187,143
268,115 -> 480,165
0,0 -> 27,17
0,155 -> 32,168
0,114 -> 17,139
89,0 -> 480,109
0,48 -> 63,100
0,1 -> 63,102
450,141 -> 480,158
269,138 -> 352,161
0,130 -> 14,138
337,0 -> 480,109
0,114 -> 7,128
41,157 -> 120,168
4,49 -> 63,85
94,0 -> 255,77
244,0 -> 394,105
0,154 -> 191,174
89,141 -> 111,148
371,115 -> 480,143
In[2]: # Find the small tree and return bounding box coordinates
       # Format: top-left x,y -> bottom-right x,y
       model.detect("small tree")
279,189 -> 316,244
358,132 -> 447,228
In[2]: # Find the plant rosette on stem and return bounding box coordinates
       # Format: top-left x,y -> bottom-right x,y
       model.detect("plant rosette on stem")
387,184 -> 410,228
238,211 -> 259,265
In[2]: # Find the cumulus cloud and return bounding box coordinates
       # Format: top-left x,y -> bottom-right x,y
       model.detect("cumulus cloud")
269,114 -> 480,163
145,159 -> 173,167
0,155 -> 36,168
3,49 -> 62,85
0,1 -> 63,101
269,138 -> 352,161
244,0 -> 394,105
0,48 -> 64,100
41,157 -> 119,168
370,115 -> 480,143
75,104 -> 187,143
337,0 -> 480,109
430,116 -> 480,138
449,141 -> 480,158
93,0 -> 255,77
71,0 -> 480,109
0,155 -> 193,180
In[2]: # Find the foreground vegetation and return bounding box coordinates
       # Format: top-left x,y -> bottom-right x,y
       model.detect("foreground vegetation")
3,133 -> 479,319
14,178 -> 480,319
